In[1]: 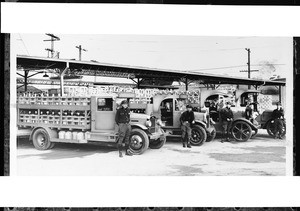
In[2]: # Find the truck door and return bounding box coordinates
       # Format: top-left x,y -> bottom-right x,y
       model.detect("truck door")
174,98 -> 185,128
160,98 -> 173,126
91,96 -> 116,131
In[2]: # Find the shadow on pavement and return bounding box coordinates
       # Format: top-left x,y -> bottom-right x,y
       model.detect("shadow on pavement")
17,138 -> 116,160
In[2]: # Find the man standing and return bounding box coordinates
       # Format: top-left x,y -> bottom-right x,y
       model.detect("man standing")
180,104 -> 195,148
271,101 -> 285,139
220,101 -> 234,142
115,100 -> 132,157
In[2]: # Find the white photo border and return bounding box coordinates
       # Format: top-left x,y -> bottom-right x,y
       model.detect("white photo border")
1,3 -> 298,208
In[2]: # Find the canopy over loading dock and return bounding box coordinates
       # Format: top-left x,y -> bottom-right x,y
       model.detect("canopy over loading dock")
17,55 -> 286,96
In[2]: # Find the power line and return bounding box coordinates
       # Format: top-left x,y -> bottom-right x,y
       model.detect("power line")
193,65 -> 247,71
252,63 -> 286,66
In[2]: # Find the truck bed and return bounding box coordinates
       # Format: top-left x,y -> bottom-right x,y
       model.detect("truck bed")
17,95 -> 91,130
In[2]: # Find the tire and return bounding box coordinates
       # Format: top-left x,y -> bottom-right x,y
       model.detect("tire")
266,121 -> 276,137
206,125 -> 216,142
231,121 -> 252,142
149,131 -> 166,149
266,120 -> 286,138
32,128 -> 52,150
129,128 -> 149,155
190,125 -> 207,146
50,142 -> 56,149
251,129 -> 258,139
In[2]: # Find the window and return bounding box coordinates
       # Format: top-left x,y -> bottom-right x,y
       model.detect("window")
97,98 -> 113,111
175,98 -> 187,111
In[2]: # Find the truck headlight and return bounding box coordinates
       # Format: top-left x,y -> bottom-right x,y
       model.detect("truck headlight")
145,119 -> 152,127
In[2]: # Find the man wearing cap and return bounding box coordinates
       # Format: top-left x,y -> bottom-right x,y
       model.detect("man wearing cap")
271,102 -> 285,139
180,104 -> 195,148
115,100 -> 132,157
220,101 -> 234,142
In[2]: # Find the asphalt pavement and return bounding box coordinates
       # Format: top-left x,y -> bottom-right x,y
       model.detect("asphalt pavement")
17,130 -> 286,176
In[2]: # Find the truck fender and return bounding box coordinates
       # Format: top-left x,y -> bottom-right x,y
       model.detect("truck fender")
194,120 -> 206,129
29,127 -> 58,141
232,118 -> 257,130
131,123 -> 148,131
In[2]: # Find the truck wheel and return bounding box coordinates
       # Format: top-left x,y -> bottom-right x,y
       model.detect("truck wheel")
149,135 -> 166,149
129,129 -> 149,155
206,125 -> 216,142
190,125 -> 207,146
32,128 -> 52,150
266,121 -> 286,138
231,121 -> 252,142
251,129 -> 258,138
266,121 -> 276,137
50,142 -> 56,149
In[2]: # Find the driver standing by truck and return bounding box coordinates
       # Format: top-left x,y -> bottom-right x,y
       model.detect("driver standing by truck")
180,104 -> 195,148
271,101 -> 285,139
115,100 -> 132,157
220,101 -> 234,142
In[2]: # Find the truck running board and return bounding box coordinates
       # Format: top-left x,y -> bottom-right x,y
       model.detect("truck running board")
51,138 -> 87,144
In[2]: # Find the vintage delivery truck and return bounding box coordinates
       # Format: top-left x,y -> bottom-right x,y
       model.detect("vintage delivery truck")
201,89 -> 286,141
128,92 -> 215,146
17,92 -> 166,155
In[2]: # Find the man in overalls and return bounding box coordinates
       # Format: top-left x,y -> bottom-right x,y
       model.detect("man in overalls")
271,101 -> 285,139
180,104 -> 195,148
220,101 -> 234,142
115,100 -> 132,157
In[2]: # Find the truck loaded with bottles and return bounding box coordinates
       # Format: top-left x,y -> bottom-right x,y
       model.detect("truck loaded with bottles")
17,93 -> 166,155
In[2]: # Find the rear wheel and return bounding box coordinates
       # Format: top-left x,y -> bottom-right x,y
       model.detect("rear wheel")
206,125 -> 216,142
32,128 -> 52,150
266,120 -> 286,138
266,121 -> 276,137
190,125 -> 207,146
129,129 -> 149,155
231,121 -> 252,142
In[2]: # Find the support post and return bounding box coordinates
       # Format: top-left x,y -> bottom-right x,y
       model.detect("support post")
24,70 -> 29,92
185,77 -> 188,91
279,85 -> 282,102
137,78 -> 140,89
60,63 -> 69,96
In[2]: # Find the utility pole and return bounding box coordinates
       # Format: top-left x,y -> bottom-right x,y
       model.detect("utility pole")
76,45 -> 87,61
44,33 -> 60,58
246,48 -> 251,79
240,48 -> 259,89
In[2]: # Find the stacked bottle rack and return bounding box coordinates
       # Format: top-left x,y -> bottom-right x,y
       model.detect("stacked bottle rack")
17,94 -> 91,130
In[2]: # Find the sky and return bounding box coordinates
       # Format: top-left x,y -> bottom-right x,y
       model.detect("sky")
14,34 -> 292,82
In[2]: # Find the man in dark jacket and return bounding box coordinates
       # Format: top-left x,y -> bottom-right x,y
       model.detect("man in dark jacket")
180,104 -> 195,148
220,101 -> 234,142
115,100 -> 132,157
271,101 -> 285,139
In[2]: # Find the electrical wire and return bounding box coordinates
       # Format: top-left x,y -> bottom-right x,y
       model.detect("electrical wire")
193,65 -> 247,71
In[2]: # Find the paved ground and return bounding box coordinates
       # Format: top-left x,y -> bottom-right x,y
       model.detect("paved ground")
17,130 -> 286,176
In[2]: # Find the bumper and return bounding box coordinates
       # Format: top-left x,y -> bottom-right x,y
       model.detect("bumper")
149,128 -> 166,140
